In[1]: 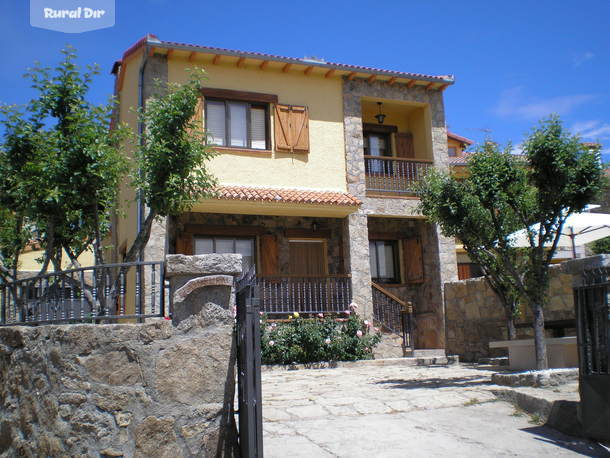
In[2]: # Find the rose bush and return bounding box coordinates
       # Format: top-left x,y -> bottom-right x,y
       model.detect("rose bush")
260,310 -> 382,365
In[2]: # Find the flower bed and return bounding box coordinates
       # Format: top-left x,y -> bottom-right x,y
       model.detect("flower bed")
260,304 -> 381,365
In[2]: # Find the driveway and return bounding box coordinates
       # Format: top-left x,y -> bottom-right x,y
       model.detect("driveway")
262,364 -> 607,457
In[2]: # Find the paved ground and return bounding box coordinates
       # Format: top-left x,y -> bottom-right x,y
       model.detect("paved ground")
262,364 -> 608,457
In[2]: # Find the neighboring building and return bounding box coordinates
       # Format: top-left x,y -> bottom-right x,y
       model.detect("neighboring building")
110,34 -> 458,350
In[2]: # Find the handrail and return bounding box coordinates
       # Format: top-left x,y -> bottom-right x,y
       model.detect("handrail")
372,282 -> 410,310
363,155 -> 433,164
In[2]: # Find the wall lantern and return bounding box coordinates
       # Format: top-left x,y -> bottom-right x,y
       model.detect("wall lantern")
374,102 -> 386,124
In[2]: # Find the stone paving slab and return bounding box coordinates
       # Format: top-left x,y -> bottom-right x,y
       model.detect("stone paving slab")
262,364 -> 608,457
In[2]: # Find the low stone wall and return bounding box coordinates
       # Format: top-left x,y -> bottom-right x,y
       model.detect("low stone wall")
0,254 -> 242,457
0,310 -> 236,457
444,255 -> 610,362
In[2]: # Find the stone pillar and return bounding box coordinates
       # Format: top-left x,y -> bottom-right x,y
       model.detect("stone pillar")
165,254 -> 243,325
344,213 -> 373,320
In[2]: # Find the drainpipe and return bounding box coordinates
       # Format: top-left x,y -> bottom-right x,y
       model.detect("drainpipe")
136,40 -> 150,262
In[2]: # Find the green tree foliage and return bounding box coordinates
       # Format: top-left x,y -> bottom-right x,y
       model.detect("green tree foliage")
0,47 -> 129,275
418,142 -> 526,340
419,116 -> 603,369
590,236 -> 610,255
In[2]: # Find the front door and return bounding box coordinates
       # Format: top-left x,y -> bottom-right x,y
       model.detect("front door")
288,239 -> 327,276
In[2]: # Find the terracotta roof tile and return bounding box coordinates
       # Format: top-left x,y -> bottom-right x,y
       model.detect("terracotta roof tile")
447,132 -> 474,145
214,185 -> 361,206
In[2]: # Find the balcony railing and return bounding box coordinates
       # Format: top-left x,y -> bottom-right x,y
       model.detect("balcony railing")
258,275 -> 352,315
364,155 -> 432,194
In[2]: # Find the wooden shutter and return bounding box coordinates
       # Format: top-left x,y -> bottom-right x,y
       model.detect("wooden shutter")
457,263 -> 471,280
274,104 -> 310,153
396,132 -> 414,158
403,238 -> 424,283
175,233 -> 194,255
260,234 -> 279,276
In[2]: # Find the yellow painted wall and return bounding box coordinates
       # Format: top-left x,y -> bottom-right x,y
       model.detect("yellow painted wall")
447,137 -> 465,157
169,57 -> 347,192
115,53 -> 143,262
18,248 -> 94,272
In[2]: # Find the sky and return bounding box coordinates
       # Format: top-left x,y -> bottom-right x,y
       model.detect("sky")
1,0 -> 609,160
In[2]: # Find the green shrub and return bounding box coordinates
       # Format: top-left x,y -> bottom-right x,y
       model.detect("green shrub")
260,310 -> 382,365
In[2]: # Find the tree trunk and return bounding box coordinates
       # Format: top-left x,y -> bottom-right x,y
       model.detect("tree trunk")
505,308 -> 517,340
533,302 -> 548,369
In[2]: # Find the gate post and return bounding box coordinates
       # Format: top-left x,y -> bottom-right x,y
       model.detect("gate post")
236,279 -> 264,458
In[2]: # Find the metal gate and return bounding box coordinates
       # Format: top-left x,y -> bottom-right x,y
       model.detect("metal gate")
235,268 -> 263,457
574,266 -> 610,442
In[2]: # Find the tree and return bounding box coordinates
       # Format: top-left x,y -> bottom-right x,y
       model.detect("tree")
419,116 -> 603,369
418,143 -> 526,340
0,49 -> 217,317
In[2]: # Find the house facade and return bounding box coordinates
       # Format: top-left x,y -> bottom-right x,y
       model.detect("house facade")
111,34 -> 458,349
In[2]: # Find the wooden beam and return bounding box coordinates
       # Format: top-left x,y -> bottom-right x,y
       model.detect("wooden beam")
166,49 -> 174,59
188,51 -> 196,62
282,63 -> 292,73
367,74 -> 376,83
304,65 -> 314,75
347,72 -> 357,80
407,79 -> 416,88
148,47 -> 155,57
425,82 -> 435,90
259,60 -> 269,70
236,57 -> 245,67
387,77 -> 396,86
438,83 -> 449,91
212,54 -> 221,65
325,69 -> 335,78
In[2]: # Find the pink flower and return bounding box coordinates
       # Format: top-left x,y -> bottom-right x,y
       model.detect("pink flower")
271,322 -> 277,328
164,317 -> 171,321
259,311 -> 264,316
349,302 -> 358,310
363,320 -> 369,326
317,313 -> 324,318
356,330 -> 363,338
269,340 -> 275,346
231,305 -> 237,317
374,327 -> 379,333
325,338 -> 331,344
344,310 -> 351,316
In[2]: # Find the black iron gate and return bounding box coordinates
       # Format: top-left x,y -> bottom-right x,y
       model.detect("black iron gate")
235,268 -> 263,457
574,266 -> 610,442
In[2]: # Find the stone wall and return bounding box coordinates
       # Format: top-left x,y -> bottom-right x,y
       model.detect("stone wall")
444,255 -> 610,361
0,254 -> 241,457
175,213 -> 346,275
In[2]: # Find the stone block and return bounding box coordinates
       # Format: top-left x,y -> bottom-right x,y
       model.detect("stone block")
165,254 -> 242,277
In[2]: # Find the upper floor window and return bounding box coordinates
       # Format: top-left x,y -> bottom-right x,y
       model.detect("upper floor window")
448,146 -> 457,157
205,99 -> 269,150
364,132 -> 391,157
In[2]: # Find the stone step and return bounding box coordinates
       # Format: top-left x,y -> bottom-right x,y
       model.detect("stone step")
262,355 -> 460,371
412,349 -> 446,358
478,356 -> 509,366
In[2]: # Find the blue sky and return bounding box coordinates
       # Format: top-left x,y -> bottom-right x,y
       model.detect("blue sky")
1,1 -> 609,159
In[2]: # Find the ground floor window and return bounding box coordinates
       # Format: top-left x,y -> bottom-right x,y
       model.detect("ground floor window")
369,240 -> 399,283
194,237 -> 255,272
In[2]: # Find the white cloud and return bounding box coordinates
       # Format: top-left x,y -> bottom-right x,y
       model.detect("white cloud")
573,51 -> 594,67
494,87 -> 594,120
571,120 -> 610,141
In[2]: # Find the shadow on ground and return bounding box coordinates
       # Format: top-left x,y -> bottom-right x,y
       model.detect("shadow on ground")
376,375 -> 490,390
522,426 -> 610,457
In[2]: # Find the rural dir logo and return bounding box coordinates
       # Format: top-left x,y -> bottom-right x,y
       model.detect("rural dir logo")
30,0 -> 115,33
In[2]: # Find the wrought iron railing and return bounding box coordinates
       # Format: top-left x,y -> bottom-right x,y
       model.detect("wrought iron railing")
258,275 -> 352,315
0,261 -> 167,325
364,155 -> 432,194
372,282 -> 414,350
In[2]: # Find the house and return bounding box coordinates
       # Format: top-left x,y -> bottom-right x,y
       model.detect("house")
110,34 -> 459,350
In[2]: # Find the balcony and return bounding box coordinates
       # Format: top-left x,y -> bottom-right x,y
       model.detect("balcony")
364,156 -> 432,194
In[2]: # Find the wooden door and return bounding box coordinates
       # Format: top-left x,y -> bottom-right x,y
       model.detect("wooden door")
288,240 -> 327,276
